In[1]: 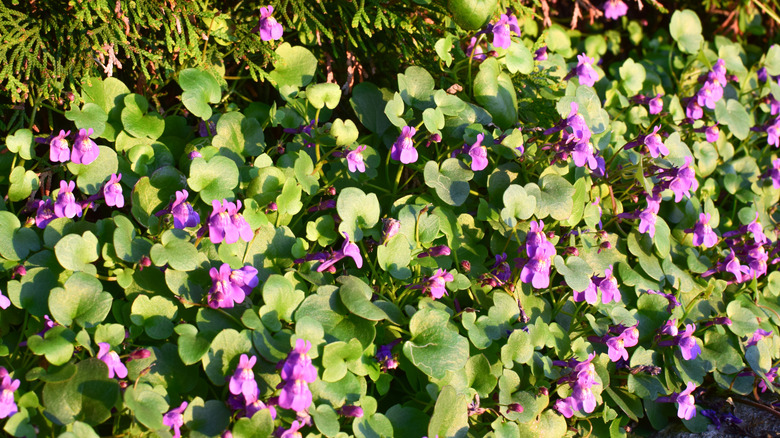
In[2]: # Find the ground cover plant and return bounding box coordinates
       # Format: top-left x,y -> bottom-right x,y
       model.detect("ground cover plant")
1,0 -> 780,437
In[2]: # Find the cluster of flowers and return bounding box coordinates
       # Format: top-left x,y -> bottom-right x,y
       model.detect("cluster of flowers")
686,59 -> 728,126
228,354 -> 277,422
703,214 -> 778,284
544,102 -> 603,174
603,324 -> 639,362
573,265 -> 621,305
657,320 -> 702,360
48,128 -> 99,165
519,221 -> 557,289
35,174 -> 124,227
0,368 -> 20,420
553,353 -> 599,417
207,263 -> 259,309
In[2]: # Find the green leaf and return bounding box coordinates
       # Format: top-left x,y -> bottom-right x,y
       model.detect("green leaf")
49,272 -> 112,328
321,339 -> 362,382
149,229 -> 202,272
307,83 -> 341,109
619,58 -> 646,95
669,10 -> 703,54
422,107 -> 445,134
505,41 -> 534,74
202,329 -> 253,386
435,36 -> 455,67
66,146 -> 119,195
54,232 -> 99,272
65,103 -> 108,138
6,267 -> 57,316
501,329 -> 533,366
94,324 -> 126,347
276,178 -> 303,216
42,358 -> 120,426
232,409 -> 274,438
424,159 -> 474,206
295,286 -> 376,349
384,92 -> 407,128
187,156 -> 239,203
0,211 -> 40,261
259,274 -> 304,331
427,386 -> 469,438
338,276 -> 387,321
377,234 -> 412,280
178,68 -> 221,120
131,166 -> 186,225
434,90 -> 467,116
714,99 -> 752,140
331,118 -> 359,146
398,66 -> 435,109
121,94 -> 164,139
474,58 -> 517,128
8,166 -> 39,202
27,326 -> 76,366
6,128 -> 34,160
501,184 -> 536,226
604,387 -> 643,422
312,404 -> 340,437
403,308 -> 469,379
124,383 -> 169,430
269,43 -> 317,96
212,112 -> 265,157
183,397 -> 231,438
113,215 -> 152,263
553,256 -> 593,292
351,82 -> 391,135
130,295 -> 179,339
535,174 -> 575,220
766,45 -> 780,76
293,151 -> 319,195
336,187 -> 381,241
726,301 -> 759,337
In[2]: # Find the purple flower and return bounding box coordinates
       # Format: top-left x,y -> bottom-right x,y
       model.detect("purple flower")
382,218 -> 401,244
571,140 -> 598,169
768,159 -> 780,189
769,95 -> 780,115
490,12 -> 521,49
603,0 -> 628,20
468,134 -> 488,171
520,241 -> 555,289
637,194 -> 662,238
281,339 -> 318,383
562,103 -> 592,145
0,289 -> 9,310
573,280 -> 598,304
767,117 -> 780,147
669,157 -> 698,202
163,401 -> 188,438
525,220 -> 548,259
425,269 -> 454,300
230,200 -> 254,243
230,265 -> 259,296
103,173 -> 124,208
677,324 -> 701,360
646,290 -> 681,313
49,130 -> 71,162
692,213 -> 718,248
705,124 -> 720,143
575,54 -> 599,87
391,126 -> 417,164
759,367 -> 777,392
97,342 -> 127,379
280,420 -> 304,438
208,264 -> 250,309
376,342 -> 399,371
758,67 -> 768,83
347,145 -> 367,173
747,213 -> 767,244
534,46 -> 548,61
606,325 -> 638,362
466,37 -> 487,61
648,94 -> 663,115
0,374 -> 20,419
686,100 -> 703,120
599,265 -> 622,304
696,80 -> 723,110
419,245 -> 451,258
230,354 -> 259,400
71,128 -> 99,165
746,328 -> 773,347
712,59 -> 728,86
209,200 -> 251,244
339,405 -> 364,418
245,394 -> 276,419
171,190 -> 200,229
35,199 -> 56,228
674,382 -> 697,420
644,125 -> 669,158
54,180 -> 81,219
317,232 -> 363,272
256,6 -> 283,41
658,318 -> 679,337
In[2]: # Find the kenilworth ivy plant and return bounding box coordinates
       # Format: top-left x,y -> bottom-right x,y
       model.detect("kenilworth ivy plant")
0,3 -> 779,438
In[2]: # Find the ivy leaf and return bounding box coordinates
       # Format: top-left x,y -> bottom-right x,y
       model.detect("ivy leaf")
27,326 -> 76,366
6,128 -> 34,160
54,232 -> 99,273
179,68 -> 221,120
8,166 -> 39,202
306,83 -> 341,109
269,43 -> 317,96
474,58 -> 517,128
187,156 -> 239,203
424,159 -> 474,206
130,295 -> 179,340
336,187 -> 380,242
121,94 -> 165,139
49,272 -> 113,328
669,9 -> 703,54
714,99 -> 752,140
403,308 -> 469,379
259,275 -> 304,331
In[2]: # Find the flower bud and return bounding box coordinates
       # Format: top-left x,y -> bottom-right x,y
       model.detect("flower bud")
327,186 -> 337,196
382,218 -> 401,244
460,260 -> 471,272
507,403 -> 524,413
338,405 -> 364,418
128,348 -> 151,361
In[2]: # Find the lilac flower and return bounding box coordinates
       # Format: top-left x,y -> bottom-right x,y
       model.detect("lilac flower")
54,180 -> 82,219
562,102 -> 592,145
644,125 -> 669,158
638,194 -> 662,238
103,173 -> 123,208
696,80 -> 723,110
163,401 -> 188,438
468,134 -> 488,171
71,128 -> 99,165
658,319 -> 679,337
490,12 -> 521,49
520,240 -> 555,289
0,374 -> 20,419
256,6 -> 283,41
35,199 -> 56,228
686,100 -> 703,120
208,264 -> 250,309
768,117 -> 780,147
317,232 -> 363,272
677,324 -> 701,360
724,251 -> 749,283
189,150 -> 203,159
534,46 -> 548,61
712,59 -> 728,86
692,213 -> 718,248
230,265 -> 259,296
525,220 -> 548,259
674,382 -> 697,420
49,130 -> 71,163
746,328 -> 773,347
0,290 -> 9,310
280,420 -> 304,438
230,354 -> 259,400
209,200 -> 237,244
573,280 -> 598,304
425,269 -> 454,300
391,126 -> 418,164
767,159 -> 780,188
97,343 -> 128,379
769,95 -> 780,115
606,325 -> 639,362
706,124 -> 720,143
575,54 -> 599,87
246,394 -> 276,419
230,200 -> 254,243
669,157 -> 698,202
648,94 -> 663,115
758,67 -> 768,83
599,265 -> 622,304
347,145 -> 367,173
646,290 -> 681,313
603,0 -> 628,20
571,140 -> 598,170
759,367 -> 777,392
339,405 -> 364,418
747,213 -> 767,244
382,218 -> 401,244
171,190 -> 200,229
554,353 -> 599,416
466,37 -> 487,61
417,245 -> 451,258
279,339 -> 317,412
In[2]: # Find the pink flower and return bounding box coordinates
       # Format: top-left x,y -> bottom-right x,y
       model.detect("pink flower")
603,0 -> 628,20
391,126 -> 417,164
575,54 -> 599,87
71,128 -> 100,165
49,130 -> 71,162
347,145 -> 367,173
229,354 -> 259,400
468,134 -> 488,171
103,173 -> 124,208
97,342 -> 127,379
163,401 -> 188,438
256,6 -> 283,41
